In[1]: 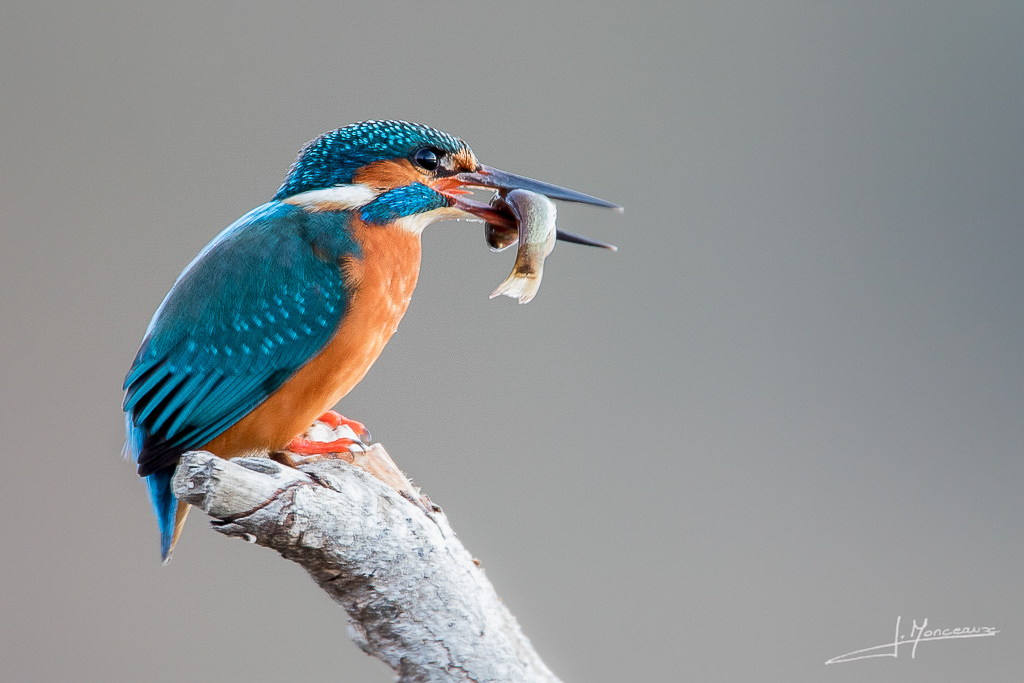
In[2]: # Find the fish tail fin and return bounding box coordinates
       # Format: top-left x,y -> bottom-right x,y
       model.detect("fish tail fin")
490,272 -> 543,304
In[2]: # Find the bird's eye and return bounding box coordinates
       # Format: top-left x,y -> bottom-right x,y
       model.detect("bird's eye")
413,148 -> 440,171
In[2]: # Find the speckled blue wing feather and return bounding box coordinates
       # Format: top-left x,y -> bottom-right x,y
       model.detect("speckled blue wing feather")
123,200 -> 357,485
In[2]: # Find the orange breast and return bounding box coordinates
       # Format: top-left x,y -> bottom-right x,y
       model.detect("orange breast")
202,221 -> 422,457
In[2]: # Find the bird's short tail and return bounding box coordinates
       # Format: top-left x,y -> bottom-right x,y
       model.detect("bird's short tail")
126,412 -> 188,563
145,468 -> 179,562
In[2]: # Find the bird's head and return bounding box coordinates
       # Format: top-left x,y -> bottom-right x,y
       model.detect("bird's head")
274,120 -> 619,237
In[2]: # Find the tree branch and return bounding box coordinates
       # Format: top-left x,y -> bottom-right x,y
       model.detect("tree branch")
172,447 -> 560,683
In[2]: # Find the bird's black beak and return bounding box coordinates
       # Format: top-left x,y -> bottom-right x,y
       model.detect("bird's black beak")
451,165 -> 620,250
456,165 -> 622,210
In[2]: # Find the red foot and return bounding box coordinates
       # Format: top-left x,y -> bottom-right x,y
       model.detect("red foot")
286,435 -> 361,455
284,410 -> 371,455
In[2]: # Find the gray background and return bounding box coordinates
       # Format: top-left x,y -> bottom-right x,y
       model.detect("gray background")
2,2 -> 1021,681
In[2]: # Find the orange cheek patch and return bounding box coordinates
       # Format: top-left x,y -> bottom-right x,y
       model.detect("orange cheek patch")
352,159 -> 425,190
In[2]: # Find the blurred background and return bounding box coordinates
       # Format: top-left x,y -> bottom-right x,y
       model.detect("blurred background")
2,2 -> 1022,681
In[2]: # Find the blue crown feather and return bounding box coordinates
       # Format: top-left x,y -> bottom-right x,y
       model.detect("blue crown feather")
274,120 -> 468,200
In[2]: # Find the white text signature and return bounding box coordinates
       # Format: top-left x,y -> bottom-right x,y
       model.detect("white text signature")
825,616 -> 998,664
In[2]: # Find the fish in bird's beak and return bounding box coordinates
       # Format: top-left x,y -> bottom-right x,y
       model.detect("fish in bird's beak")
450,165 -> 620,250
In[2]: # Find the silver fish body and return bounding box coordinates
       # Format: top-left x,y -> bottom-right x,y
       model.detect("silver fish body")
488,189 -> 557,304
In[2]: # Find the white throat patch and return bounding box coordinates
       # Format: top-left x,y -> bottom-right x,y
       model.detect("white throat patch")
391,206 -> 475,235
283,184 -> 378,211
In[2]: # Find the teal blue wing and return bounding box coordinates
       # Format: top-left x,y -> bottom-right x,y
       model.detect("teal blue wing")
123,201 -> 358,477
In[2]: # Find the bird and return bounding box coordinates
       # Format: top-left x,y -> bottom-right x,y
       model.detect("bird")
123,120 -> 619,562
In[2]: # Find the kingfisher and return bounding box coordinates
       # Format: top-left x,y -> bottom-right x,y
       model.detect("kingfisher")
123,120 -> 619,562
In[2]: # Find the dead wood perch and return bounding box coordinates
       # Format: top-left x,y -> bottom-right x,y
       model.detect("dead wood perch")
171,445 -> 561,683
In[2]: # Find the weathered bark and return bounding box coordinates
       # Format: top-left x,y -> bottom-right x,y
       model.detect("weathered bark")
172,447 -> 560,683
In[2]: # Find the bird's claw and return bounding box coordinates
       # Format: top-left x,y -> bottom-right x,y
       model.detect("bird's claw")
283,411 -> 372,456
317,409 -> 372,445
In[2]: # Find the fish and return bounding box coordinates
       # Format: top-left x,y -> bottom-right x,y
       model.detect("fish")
487,189 -> 558,304
485,212 -> 617,253
484,219 -> 518,252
